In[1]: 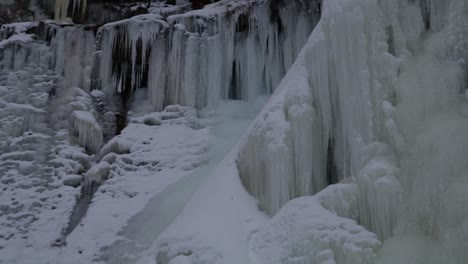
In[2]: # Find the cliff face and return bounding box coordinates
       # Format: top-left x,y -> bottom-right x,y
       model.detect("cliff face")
0,0 -> 34,24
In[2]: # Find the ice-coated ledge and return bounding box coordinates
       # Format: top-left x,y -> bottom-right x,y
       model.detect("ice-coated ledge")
249,196 -> 381,264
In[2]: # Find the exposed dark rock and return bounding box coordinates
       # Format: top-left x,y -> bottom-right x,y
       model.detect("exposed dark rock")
0,0 -> 34,24
190,0 -> 220,10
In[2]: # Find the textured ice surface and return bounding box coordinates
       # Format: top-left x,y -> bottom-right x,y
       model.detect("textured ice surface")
238,0 -> 403,215
249,197 -> 381,264
72,110 -> 103,153
0,24 -> 97,262
93,0 -> 320,111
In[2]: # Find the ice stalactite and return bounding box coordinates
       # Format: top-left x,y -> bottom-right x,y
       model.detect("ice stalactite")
92,0 -> 320,112
94,14 -> 168,104
49,25 -> 95,91
147,33 -> 168,112
54,0 -> 87,22
72,110 -> 103,153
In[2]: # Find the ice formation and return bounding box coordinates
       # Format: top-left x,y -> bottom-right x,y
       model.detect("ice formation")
0,20 -> 99,259
92,0 -> 321,111
72,110 -> 103,153
54,0 -> 87,21
0,0 -> 467,263
238,0 -> 412,216
83,160 -> 110,191
239,0 -> 468,257
249,197 -> 381,264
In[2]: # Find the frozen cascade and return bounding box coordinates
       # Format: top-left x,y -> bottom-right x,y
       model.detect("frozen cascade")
377,1 -> 468,262
92,0 -> 321,111
1,0 -> 467,263
239,0 -> 468,259
48,24 -> 95,91
238,0 -> 402,217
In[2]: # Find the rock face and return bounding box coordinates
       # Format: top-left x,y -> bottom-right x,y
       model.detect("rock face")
189,0 -> 220,9
0,0 -> 34,24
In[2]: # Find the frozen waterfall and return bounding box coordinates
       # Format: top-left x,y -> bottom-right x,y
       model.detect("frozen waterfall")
238,0 -> 468,262
92,0 -> 320,111
1,0 -> 467,264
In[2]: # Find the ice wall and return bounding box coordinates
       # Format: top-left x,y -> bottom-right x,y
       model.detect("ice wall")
92,0 -> 321,111
238,0 -> 467,247
239,0 -> 400,217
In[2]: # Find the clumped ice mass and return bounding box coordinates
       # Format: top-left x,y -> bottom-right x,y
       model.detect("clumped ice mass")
0,0 -> 467,264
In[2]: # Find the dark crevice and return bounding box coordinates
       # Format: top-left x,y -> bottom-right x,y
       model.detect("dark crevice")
115,112 -> 127,135
236,13 -> 250,33
228,61 -> 239,100
386,26 -> 396,56
311,0 -> 322,17
189,0 -> 220,10
57,183 -> 100,246
326,137 -> 338,185
420,0 -> 431,30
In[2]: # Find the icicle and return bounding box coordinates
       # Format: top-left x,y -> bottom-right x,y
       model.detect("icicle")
72,110 -> 103,153
54,0 -> 87,22
165,24 -> 186,106
95,15 -> 168,100
92,0 -> 318,111
147,35 -> 167,111
49,25 -> 95,91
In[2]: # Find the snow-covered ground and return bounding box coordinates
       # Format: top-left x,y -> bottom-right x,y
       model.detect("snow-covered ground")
1,92 -> 266,264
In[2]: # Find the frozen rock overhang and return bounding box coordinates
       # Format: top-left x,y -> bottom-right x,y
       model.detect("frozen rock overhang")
92,0 -> 321,111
